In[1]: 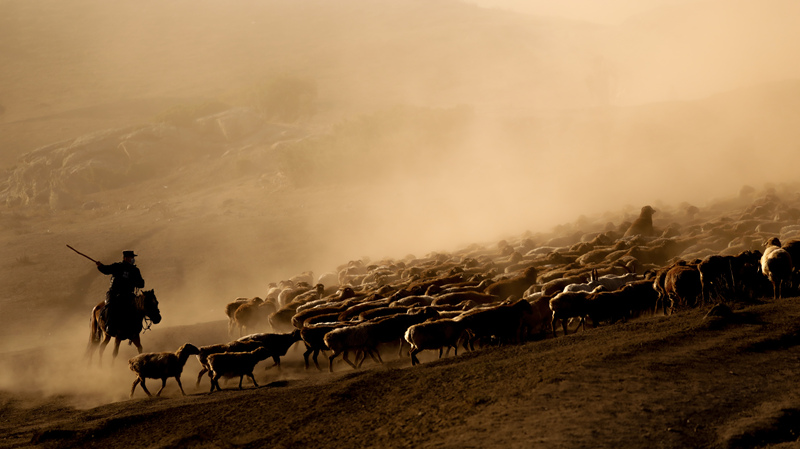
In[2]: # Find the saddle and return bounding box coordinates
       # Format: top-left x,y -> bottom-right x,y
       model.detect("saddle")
100,301 -> 140,337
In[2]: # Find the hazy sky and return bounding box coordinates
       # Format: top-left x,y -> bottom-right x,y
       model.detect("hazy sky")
464,0 -> 698,24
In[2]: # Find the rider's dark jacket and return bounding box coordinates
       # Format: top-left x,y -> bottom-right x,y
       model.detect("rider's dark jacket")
97,262 -> 144,302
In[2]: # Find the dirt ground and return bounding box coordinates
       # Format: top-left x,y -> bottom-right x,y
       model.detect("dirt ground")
3,297 -> 800,449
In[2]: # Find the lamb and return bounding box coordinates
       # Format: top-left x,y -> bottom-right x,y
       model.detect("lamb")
404,319 -> 471,366
207,347 -> 273,392
761,237 -> 794,299
236,329 -> 302,370
129,343 -> 200,398
623,205 -> 657,237
195,339 -> 266,387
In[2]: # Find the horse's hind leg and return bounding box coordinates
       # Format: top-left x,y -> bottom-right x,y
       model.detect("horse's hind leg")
98,335 -> 112,365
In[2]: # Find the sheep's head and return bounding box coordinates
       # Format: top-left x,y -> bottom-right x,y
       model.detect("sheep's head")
641,205 -> 656,217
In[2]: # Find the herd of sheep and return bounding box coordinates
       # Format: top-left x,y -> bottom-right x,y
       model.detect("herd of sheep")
129,187 -> 800,398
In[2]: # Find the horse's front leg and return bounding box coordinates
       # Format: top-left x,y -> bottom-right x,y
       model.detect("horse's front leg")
131,336 -> 143,354
111,338 -> 123,364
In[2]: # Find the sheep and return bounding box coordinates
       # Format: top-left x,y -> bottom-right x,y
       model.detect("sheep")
404,319 -> 471,366
522,296 -> 553,339
358,306 -> 411,321
664,262 -> 703,309
207,347 -> 273,392
129,343 -> 200,398
224,297 -> 252,336
761,237 -> 794,299
269,306 -> 299,333
623,205 -> 657,237
300,322 -> 355,370
455,298 -> 534,348
236,329 -> 302,370
698,250 -> 763,303
483,266 -> 538,300
336,298 -> 392,321
562,270 -> 641,293
232,297 -> 277,336
195,339 -> 266,387
323,323 -> 382,372
362,308 -> 441,357
549,289 -> 600,337
430,291 -> 499,306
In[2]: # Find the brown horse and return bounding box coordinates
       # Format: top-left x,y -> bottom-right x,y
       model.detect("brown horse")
86,289 -> 162,364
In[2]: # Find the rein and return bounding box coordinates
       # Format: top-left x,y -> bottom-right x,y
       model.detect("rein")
134,290 -> 156,333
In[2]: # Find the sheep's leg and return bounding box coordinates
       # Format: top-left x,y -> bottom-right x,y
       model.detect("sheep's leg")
367,348 -> 383,365
265,355 -> 280,371
328,350 -> 341,372
210,374 -> 221,393
438,347 -> 445,359
551,316 -> 559,338
303,345 -> 313,370
248,373 -> 259,388
175,376 -> 186,395
156,379 -> 167,396
342,350 -> 358,370
130,378 -> 141,398
139,379 -> 152,397
311,349 -> 322,371
196,367 -> 208,387
238,375 -> 244,389
561,318 -> 569,336
409,347 -> 422,366
355,350 -> 366,368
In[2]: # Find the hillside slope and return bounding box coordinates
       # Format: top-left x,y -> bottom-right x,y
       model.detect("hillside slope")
3,298 -> 800,448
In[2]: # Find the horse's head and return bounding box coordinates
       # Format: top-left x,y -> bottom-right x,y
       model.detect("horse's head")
140,289 -> 162,324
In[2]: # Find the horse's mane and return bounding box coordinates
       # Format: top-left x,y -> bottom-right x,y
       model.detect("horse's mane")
133,290 -> 157,315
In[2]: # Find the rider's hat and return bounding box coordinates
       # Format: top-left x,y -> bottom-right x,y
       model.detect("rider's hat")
122,250 -> 138,258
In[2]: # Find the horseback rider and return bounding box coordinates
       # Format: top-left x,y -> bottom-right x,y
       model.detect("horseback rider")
96,250 -> 145,335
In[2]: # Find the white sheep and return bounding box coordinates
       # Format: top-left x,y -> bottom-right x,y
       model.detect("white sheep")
761,237 -> 794,299
207,347 -> 273,392
563,270 -> 641,293
129,343 -> 200,398
404,319 -> 471,366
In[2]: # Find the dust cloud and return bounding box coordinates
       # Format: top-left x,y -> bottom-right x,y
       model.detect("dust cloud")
2,0 -> 800,404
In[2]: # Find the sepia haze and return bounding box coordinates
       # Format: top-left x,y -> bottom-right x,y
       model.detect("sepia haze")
1,0 -> 800,406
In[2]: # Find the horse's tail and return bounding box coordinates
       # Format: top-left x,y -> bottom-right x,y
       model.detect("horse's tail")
89,305 -> 102,343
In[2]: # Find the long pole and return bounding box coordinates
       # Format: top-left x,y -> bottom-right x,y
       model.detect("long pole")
66,244 -> 99,264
